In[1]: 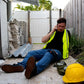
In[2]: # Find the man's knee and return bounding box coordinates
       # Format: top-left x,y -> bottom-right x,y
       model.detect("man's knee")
28,51 -> 34,55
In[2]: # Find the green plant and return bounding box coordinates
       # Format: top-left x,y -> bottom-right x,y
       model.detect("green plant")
69,34 -> 84,57
15,0 -> 52,11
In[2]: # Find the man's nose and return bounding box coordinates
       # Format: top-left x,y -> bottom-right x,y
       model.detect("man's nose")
59,27 -> 63,29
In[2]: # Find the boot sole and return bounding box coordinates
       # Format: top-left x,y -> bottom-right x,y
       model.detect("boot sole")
1,65 -> 24,73
25,56 -> 35,79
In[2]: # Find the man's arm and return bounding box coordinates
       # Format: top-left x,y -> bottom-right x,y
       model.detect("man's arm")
42,25 -> 57,43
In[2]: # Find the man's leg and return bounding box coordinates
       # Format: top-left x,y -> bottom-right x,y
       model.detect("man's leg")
18,49 -> 48,69
25,56 -> 36,79
36,49 -> 62,74
36,51 -> 54,74
24,51 -> 55,79
25,49 -> 62,79
1,49 -> 48,73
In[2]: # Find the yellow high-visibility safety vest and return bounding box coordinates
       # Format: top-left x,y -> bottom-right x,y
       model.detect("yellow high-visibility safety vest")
43,29 -> 69,59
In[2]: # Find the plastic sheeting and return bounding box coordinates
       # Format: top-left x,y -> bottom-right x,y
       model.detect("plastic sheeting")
10,43 -> 32,57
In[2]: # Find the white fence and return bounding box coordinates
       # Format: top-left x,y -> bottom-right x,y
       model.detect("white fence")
30,11 -> 59,43
13,11 -> 59,43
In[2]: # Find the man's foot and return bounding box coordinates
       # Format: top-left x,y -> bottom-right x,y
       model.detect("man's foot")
1,64 -> 24,73
25,56 -> 37,79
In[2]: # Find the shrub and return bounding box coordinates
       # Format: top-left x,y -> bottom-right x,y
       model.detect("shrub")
69,34 -> 84,57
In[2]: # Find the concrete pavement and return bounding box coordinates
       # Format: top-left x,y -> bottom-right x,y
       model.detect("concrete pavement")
0,44 -> 77,84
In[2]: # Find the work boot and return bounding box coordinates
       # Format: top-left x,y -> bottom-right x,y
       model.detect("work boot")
1,64 -> 24,73
25,56 -> 37,79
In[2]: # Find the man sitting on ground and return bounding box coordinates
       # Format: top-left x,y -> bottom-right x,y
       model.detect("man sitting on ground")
1,18 -> 70,79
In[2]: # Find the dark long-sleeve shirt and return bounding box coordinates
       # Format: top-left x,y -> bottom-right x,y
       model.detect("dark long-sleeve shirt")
45,30 -> 70,54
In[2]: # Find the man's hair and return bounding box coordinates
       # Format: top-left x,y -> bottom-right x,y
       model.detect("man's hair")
57,18 -> 66,24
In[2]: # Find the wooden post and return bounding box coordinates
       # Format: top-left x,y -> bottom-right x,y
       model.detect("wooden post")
7,1 -> 11,21
49,10 -> 52,32
28,11 -> 32,44
59,9 -> 62,18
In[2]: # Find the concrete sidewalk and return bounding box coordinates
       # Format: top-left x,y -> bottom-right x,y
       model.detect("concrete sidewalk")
0,44 -> 77,84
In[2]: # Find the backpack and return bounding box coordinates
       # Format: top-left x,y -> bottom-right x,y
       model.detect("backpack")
54,60 -> 67,76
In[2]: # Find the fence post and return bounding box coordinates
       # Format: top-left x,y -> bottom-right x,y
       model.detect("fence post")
49,10 -> 52,32
7,1 -> 11,21
59,9 -> 62,18
28,11 -> 32,44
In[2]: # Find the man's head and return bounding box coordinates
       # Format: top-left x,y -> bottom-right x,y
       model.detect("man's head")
57,18 -> 66,32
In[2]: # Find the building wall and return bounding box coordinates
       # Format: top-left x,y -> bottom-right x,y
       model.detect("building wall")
0,0 -> 8,59
63,0 -> 84,39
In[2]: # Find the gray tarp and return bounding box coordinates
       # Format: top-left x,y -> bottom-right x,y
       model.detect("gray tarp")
11,0 -> 39,6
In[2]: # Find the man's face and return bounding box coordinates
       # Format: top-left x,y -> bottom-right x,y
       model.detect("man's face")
57,23 -> 66,32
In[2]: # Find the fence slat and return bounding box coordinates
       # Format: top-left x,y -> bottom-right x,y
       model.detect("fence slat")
63,0 -> 84,39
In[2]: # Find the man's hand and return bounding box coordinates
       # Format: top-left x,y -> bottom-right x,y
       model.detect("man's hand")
42,25 -> 57,43
52,25 -> 57,33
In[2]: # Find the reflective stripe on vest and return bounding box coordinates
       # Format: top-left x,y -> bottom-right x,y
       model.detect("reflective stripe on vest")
43,29 -> 69,59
